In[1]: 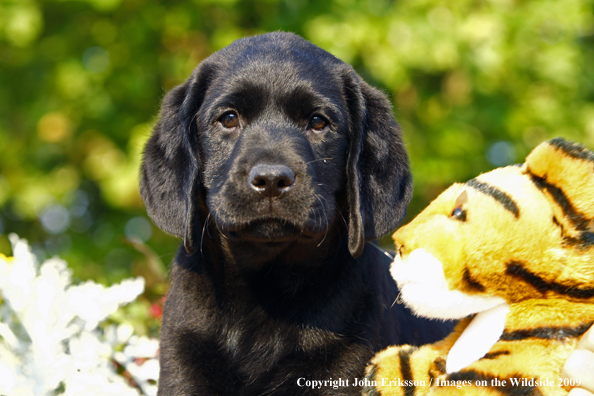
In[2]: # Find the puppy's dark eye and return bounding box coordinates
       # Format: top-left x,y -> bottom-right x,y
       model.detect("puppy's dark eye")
219,112 -> 239,129
309,115 -> 328,132
450,206 -> 467,221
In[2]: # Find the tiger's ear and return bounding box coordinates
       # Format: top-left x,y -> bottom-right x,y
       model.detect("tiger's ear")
526,138 -> 594,220
343,69 -> 413,258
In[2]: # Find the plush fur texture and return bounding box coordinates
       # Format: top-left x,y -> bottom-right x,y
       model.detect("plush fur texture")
140,32 -> 452,395
364,138 -> 594,396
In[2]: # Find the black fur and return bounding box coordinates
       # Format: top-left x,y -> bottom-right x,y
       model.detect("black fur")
140,32 -> 452,395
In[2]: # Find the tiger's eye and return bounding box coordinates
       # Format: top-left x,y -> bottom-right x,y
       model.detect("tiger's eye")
451,206 -> 467,221
309,115 -> 328,132
220,112 -> 239,129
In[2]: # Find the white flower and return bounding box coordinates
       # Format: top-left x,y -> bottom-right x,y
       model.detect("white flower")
0,234 -> 160,396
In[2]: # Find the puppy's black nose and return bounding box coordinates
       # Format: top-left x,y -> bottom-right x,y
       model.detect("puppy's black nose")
249,164 -> 295,199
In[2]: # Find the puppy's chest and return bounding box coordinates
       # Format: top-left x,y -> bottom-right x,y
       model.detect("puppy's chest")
215,318 -> 362,393
219,314 -> 341,363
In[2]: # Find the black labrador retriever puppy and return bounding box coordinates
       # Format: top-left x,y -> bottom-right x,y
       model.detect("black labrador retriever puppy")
140,32 -> 452,395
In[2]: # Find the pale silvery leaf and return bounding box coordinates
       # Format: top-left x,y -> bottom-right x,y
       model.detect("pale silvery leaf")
0,235 -> 160,395
0,322 -> 19,349
125,359 -> 159,396
123,335 -> 159,359
67,276 -> 145,332
115,335 -> 159,395
104,323 -> 135,347
62,371 -> 141,396
117,322 -> 135,343
0,343 -> 23,395
0,235 -> 39,312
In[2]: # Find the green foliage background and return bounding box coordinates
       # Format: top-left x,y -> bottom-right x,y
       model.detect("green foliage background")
2,0 -> 594,285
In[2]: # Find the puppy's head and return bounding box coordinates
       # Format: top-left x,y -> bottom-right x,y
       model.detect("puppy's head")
140,32 -> 411,259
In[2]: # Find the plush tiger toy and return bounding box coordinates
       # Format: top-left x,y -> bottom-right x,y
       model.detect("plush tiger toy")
364,138 -> 594,396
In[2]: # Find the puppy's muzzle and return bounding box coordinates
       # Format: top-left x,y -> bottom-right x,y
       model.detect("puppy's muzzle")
248,164 -> 295,199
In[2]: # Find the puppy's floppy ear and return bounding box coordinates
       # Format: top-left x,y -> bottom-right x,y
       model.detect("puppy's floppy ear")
343,70 -> 413,258
140,64 -> 213,254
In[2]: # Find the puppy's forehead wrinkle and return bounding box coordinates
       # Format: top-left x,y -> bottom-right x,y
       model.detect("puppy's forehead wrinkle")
203,82 -> 343,136
225,69 -> 338,104
204,41 -> 345,97
209,91 -> 267,124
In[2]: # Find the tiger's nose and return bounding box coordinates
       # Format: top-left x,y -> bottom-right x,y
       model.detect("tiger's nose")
248,164 -> 295,199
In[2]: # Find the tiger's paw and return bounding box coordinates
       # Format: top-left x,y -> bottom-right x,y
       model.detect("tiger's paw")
363,345 -> 446,396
